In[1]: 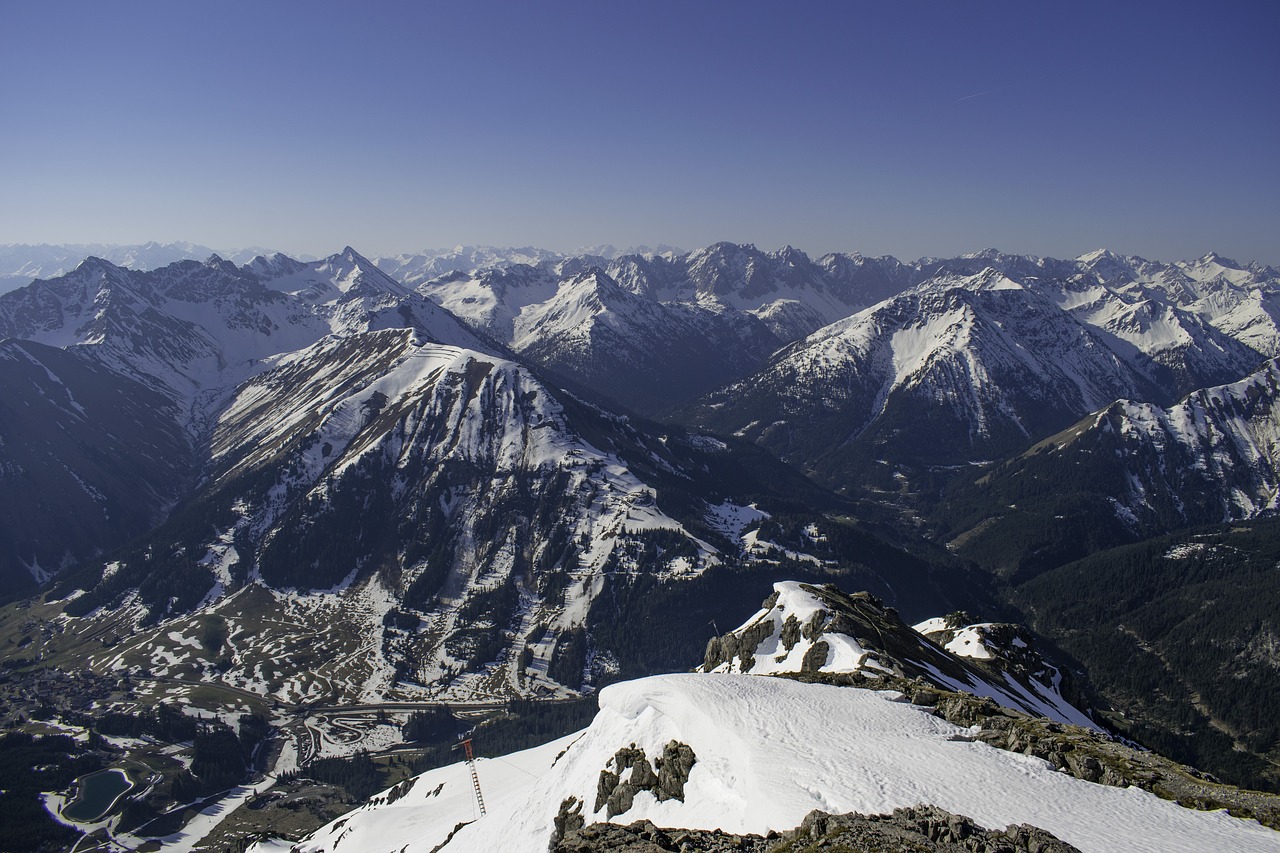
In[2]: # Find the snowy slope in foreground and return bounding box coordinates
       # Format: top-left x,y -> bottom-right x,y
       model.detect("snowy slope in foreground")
294,675 -> 1280,853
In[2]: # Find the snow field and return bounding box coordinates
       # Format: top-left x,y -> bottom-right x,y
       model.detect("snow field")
296,674 -> 1280,853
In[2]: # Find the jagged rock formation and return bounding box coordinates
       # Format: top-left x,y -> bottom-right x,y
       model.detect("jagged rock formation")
595,741 -> 696,818
554,805 -> 1080,852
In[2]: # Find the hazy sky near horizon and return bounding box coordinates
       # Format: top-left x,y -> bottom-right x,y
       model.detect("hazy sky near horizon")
2,1 -> 1277,264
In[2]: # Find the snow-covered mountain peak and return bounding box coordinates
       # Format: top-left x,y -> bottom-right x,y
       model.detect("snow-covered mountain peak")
1178,251 -> 1264,289
701,581 -> 1095,728
505,269 -> 640,354
249,247 -> 422,327
968,268 -> 1026,291
243,251 -> 308,279
961,247 -> 1008,261
1199,251 -> 1241,269
64,255 -> 140,291
563,266 -> 625,297
71,254 -> 113,273
1075,248 -> 1146,284
773,243 -> 810,266
1076,248 -> 1122,264
320,246 -> 410,297
700,581 -> 896,677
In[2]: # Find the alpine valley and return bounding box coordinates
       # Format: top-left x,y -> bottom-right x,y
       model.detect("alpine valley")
2,242 -> 1279,853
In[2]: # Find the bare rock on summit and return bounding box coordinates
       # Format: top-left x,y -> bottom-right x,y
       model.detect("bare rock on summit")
596,741 -> 697,819
552,805 -> 1081,852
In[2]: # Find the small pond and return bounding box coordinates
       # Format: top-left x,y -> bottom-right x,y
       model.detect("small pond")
62,768 -> 133,823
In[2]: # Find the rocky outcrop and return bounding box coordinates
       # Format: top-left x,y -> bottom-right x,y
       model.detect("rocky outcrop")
595,742 -> 698,819
700,583 -> 1093,731
551,805 -> 1080,852
550,797 -> 586,849
703,599 -> 779,672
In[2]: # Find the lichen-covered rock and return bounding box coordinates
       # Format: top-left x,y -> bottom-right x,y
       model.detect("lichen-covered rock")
595,769 -> 620,814
800,609 -> 827,641
785,805 -> 1080,852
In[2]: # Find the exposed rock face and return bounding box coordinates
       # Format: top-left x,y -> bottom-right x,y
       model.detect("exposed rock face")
552,805 -> 1081,852
800,640 -> 830,672
655,741 -> 697,802
550,796 -> 586,849
703,615 -> 777,672
784,806 -> 1080,853
595,741 -> 698,818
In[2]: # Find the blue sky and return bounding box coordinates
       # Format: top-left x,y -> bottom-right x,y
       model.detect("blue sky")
2,1 -> 1277,263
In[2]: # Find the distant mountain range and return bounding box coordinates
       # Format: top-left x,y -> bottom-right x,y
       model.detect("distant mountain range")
0,246 -> 976,712
0,242 -> 293,292
3,240 -> 1280,838
7,241 -> 1280,619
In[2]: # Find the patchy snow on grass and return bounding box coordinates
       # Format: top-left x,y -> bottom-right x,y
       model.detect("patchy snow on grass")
1163,542 -> 1214,560
703,500 -> 769,540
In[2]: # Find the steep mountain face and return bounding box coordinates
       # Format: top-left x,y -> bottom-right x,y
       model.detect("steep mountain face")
687,271 -> 1157,489
418,265 -> 782,414
47,323 -> 975,704
0,254 -> 326,403
670,242 -> 901,340
592,242 -> 915,341
940,358 -> 1280,575
0,340 -> 192,598
56,331 -> 689,698
1046,271 -> 1265,397
510,269 -> 782,413
0,250 -> 495,595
